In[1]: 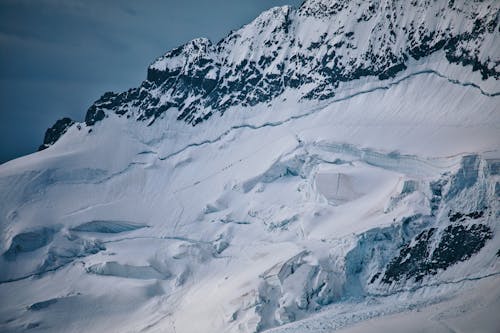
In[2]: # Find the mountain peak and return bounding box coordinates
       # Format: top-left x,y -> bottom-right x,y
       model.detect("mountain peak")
43,0 -> 500,147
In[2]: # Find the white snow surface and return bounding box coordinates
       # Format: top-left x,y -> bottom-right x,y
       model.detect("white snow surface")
1,1 -> 500,333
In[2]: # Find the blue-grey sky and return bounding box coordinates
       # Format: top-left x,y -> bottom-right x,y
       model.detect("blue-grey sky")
0,0 -> 303,164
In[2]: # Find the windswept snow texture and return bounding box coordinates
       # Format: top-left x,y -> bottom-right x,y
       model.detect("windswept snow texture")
1,0 -> 500,332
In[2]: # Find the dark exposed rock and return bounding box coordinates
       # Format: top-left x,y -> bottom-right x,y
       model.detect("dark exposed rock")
449,210 -> 484,222
432,224 -> 491,265
382,228 -> 435,283
85,105 -> 106,126
382,224 -> 492,284
38,117 -> 74,151
449,211 -> 464,222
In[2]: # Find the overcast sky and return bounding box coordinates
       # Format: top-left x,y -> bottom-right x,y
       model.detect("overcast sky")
0,0 -> 303,164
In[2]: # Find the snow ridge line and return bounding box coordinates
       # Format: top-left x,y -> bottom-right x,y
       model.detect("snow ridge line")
102,235 -> 214,245
0,261 -> 82,285
93,161 -> 147,184
157,70 -> 500,162
80,70 -> 496,187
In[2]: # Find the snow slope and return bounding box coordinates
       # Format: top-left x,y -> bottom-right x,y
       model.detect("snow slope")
1,0 -> 500,332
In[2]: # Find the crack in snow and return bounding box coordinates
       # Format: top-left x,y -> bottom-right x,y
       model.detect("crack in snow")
158,70 -> 500,162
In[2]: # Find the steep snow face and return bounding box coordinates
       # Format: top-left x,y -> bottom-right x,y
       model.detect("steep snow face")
0,1 -> 499,333
79,0 -> 499,129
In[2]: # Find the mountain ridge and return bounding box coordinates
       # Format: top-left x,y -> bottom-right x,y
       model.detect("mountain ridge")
39,0 -> 499,150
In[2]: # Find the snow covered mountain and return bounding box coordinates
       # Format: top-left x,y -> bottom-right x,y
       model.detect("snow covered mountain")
2,0 -> 500,332
75,0 -> 499,128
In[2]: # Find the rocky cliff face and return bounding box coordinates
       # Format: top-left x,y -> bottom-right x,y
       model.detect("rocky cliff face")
38,118 -> 75,151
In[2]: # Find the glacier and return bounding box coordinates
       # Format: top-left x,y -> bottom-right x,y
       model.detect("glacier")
1,0 -> 499,332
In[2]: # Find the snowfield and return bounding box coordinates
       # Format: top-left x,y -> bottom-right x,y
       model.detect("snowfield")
1,0 -> 499,332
